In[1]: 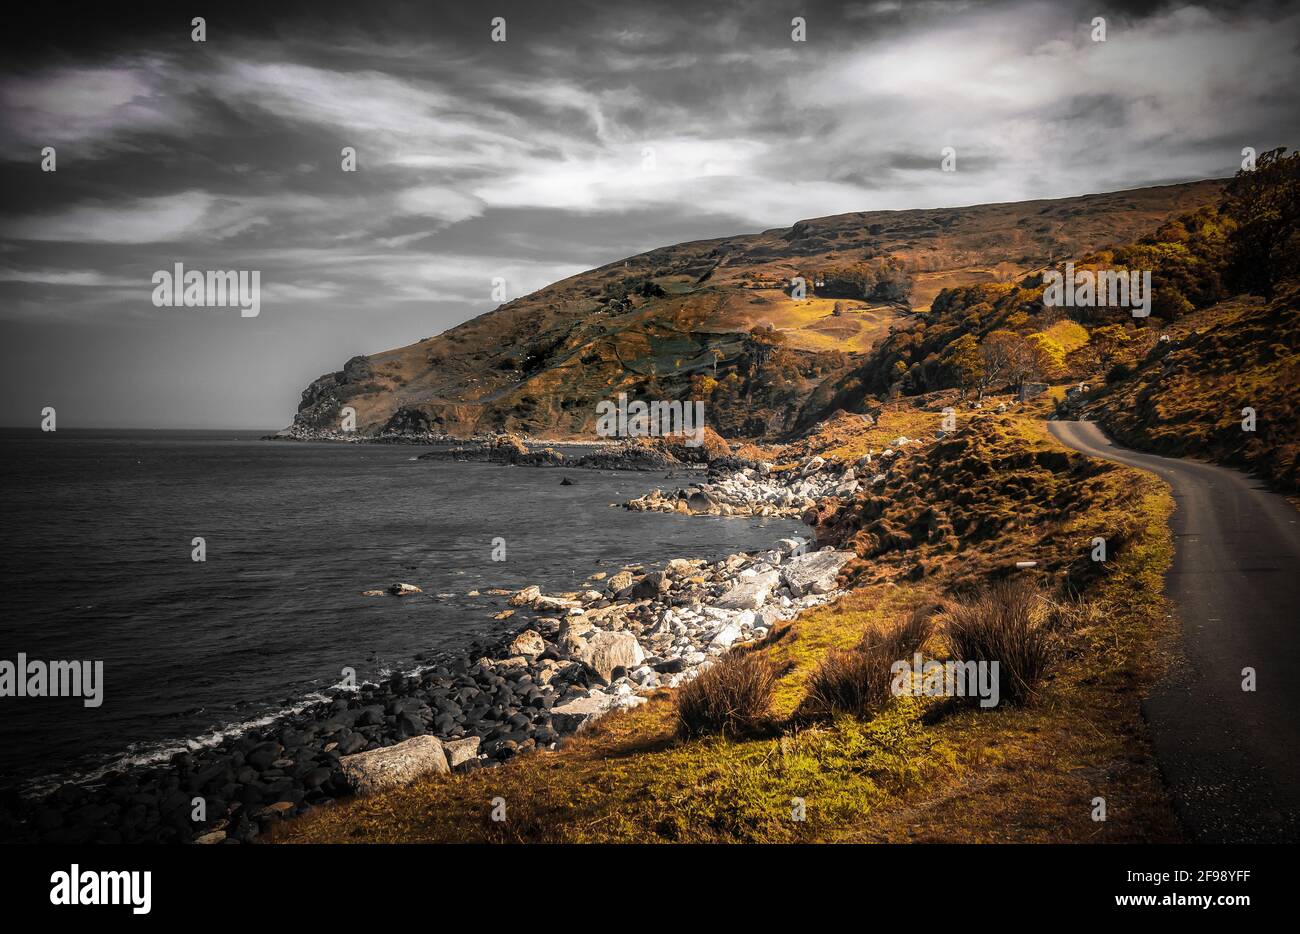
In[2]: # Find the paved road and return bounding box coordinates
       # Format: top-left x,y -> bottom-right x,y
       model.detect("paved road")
1049,420 -> 1300,843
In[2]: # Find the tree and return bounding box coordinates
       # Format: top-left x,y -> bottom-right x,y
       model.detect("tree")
1019,335 -> 1060,382
691,373 -> 719,397
970,329 -> 1051,395
978,330 -> 1027,394
1224,147 -> 1300,297
869,258 -> 914,303
1091,324 -> 1132,370
1026,332 -> 1065,380
944,333 -> 983,398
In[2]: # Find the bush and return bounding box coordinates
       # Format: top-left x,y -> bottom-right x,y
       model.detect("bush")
941,579 -> 1057,706
1105,361 -> 1134,383
799,606 -> 935,720
675,650 -> 778,739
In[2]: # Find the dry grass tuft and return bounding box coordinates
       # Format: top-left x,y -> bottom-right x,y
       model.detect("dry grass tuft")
799,605 -> 935,720
940,579 -> 1057,706
675,650 -> 779,739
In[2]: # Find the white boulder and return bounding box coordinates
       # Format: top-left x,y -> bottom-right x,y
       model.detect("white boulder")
339,735 -> 449,795
781,550 -> 853,597
716,569 -> 781,610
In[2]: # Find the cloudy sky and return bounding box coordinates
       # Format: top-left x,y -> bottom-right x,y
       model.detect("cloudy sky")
1,0 -> 1296,428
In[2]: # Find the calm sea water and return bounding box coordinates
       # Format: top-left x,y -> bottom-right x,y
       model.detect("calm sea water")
0,429 -> 798,789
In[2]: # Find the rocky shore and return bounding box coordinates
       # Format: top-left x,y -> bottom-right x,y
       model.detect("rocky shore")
266,425 -> 617,447
625,438 -> 924,517
1,528 -> 852,845
0,425 -> 889,845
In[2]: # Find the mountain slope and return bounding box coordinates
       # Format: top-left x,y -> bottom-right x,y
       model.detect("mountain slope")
286,179 -> 1224,439
794,149 -> 1297,491
1083,285 -> 1299,492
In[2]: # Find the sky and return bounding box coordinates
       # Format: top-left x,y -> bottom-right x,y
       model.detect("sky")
1,0 -> 1297,428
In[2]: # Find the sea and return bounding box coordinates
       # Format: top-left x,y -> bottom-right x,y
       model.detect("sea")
0,429 -> 799,790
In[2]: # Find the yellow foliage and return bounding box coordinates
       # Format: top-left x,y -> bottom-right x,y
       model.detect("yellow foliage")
694,374 -> 719,395
1027,332 -> 1066,377
1041,319 -> 1090,354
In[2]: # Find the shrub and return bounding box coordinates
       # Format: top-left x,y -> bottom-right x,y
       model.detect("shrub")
675,650 -> 779,739
941,579 -> 1057,706
1105,361 -> 1134,383
799,606 -> 935,720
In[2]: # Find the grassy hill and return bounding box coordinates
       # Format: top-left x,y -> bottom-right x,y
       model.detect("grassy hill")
287,180 -> 1224,439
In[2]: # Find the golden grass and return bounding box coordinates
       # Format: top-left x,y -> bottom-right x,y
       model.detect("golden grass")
718,292 -> 900,353
783,406 -> 954,465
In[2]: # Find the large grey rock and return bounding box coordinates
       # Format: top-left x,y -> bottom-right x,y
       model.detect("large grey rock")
339,735 -> 449,794
781,550 -> 853,597
630,571 -> 668,600
362,582 -> 422,597
576,630 -> 645,680
710,622 -> 743,648
687,490 -> 717,514
551,692 -> 615,731
605,570 -> 634,595
715,569 -> 781,610
664,558 -> 701,577
756,606 -> 784,628
533,594 -> 580,612
800,456 -> 825,476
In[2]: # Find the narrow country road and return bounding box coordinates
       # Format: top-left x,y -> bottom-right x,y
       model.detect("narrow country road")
1048,420 -> 1300,842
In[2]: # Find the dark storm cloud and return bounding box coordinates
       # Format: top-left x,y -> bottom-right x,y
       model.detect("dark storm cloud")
0,0 -> 1297,427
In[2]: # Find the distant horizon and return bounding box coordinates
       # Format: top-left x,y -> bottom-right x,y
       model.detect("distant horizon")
0,424 -> 282,433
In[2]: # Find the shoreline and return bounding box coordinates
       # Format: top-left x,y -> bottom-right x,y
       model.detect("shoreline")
265,426 -> 620,448
0,454 -> 852,845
